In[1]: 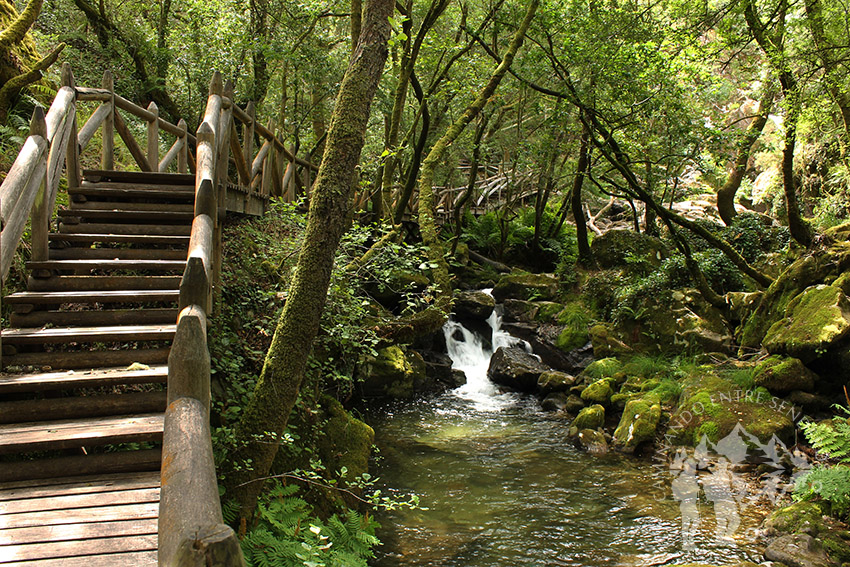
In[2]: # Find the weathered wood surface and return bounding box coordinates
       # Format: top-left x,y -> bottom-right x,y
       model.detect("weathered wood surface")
0,449 -> 162,483
0,365 -> 168,393
0,391 -> 166,423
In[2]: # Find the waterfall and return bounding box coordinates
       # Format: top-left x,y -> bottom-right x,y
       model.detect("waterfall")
442,290 -> 530,410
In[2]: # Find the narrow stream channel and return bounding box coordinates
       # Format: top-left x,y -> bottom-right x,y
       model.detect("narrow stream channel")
370,300 -> 768,566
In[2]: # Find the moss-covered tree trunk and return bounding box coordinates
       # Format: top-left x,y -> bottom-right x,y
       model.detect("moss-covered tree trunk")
223,0 -> 392,524
418,0 -> 539,309
571,118 -> 592,265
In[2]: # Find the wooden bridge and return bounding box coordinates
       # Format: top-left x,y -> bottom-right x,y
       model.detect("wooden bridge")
0,64 -> 313,566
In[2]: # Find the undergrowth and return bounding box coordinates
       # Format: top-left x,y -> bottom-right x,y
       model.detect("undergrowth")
795,405 -> 850,519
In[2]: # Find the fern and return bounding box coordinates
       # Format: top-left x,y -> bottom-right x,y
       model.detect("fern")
799,406 -> 850,463
241,481 -> 380,567
794,465 -> 850,518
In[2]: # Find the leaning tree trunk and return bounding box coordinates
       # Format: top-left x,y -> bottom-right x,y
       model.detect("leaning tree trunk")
417,0 -> 539,310
571,119 -> 592,265
223,0 -> 392,524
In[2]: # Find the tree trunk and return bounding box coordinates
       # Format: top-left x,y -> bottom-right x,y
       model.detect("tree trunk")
223,0 -> 392,522
571,119 -> 592,265
417,0 -> 539,308
717,84 -> 775,225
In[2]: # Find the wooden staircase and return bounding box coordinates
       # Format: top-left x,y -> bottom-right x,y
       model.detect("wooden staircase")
0,170 -> 193,565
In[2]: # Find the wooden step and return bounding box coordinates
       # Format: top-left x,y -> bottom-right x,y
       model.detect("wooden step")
0,365 -> 168,394
0,392 -> 167,424
49,233 -> 190,247
6,290 -> 180,305
2,324 -> 176,345
58,222 -> 191,236
68,201 -> 194,213
0,449 -> 161,485
58,209 -> 194,223
0,413 -> 164,454
0,471 -> 160,500
11,308 -> 179,328
27,259 -> 186,272
83,168 -> 194,185
2,348 -> 170,370
49,247 -> 188,260
69,185 -> 194,202
27,276 -> 182,292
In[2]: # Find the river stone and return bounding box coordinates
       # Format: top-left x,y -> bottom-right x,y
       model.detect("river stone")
487,346 -> 549,393
541,392 -> 569,412
492,272 -> 560,302
613,397 -> 661,453
357,345 -> 415,398
577,429 -> 608,456
580,379 -> 615,405
754,355 -> 817,394
453,290 -> 496,321
571,404 -> 605,431
537,370 -> 576,394
764,285 -> 850,363
764,534 -> 838,567
589,229 -> 667,272
564,394 -> 586,415
502,299 -> 539,323
581,357 -> 623,382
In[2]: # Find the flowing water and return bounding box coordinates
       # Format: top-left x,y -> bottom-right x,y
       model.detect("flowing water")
370,301 -> 769,566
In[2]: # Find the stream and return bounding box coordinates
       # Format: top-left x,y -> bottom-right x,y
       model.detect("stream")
369,302 -> 769,566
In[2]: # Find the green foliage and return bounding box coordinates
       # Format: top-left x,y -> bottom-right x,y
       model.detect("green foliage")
240,482 -> 380,567
799,406 -> 850,464
794,465 -> 850,519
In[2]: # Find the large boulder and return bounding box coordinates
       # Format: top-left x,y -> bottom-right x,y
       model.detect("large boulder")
316,397 -> 375,479
764,534 -> 837,567
487,347 -> 549,392
453,290 -> 496,322
502,321 -> 594,374
589,229 -> 667,273
537,370 -> 577,394
492,272 -> 560,302
753,355 -> 817,394
571,404 -> 605,431
580,379 -> 615,406
763,502 -> 850,565
613,396 -> 661,453
764,285 -> 850,363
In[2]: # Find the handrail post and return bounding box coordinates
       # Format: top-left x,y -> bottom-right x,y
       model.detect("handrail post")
177,118 -> 188,174
29,108 -> 49,264
213,78 -> 231,298
243,101 -> 255,185
102,70 -> 114,170
62,65 -> 81,192
147,101 -> 159,171
261,119 -> 274,199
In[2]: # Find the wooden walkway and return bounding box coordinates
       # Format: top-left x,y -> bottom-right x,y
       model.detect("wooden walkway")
0,169 -> 191,565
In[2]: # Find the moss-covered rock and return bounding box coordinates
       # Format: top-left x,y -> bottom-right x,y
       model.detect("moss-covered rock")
487,346 -> 549,393
589,229 -> 667,273
535,301 -> 566,323
763,285 -> 850,363
556,325 -> 589,353
576,429 -> 609,455
613,397 -> 661,453
764,501 -> 850,564
589,323 -> 633,358
581,357 -> 623,381
541,392 -> 569,412
357,345 -> 415,398
537,370 -> 577,394
666,370 -> 796,447
492,272 -> 560,302
754,355 -> 817,393
502,299 -> 539,323
580,379 -> 615,405
316,397 -> 375,479
571,404 -> 605,431
453,290 -> 496,321
727,291 -> 763,322
564,394 -> 586,414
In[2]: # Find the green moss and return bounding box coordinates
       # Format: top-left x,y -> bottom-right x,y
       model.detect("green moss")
317,396 -> 375,478
537,370 -> 575,394
556,326 -> 588,352
582,358 -> 623,381
581,379 -> 614,405
357,345 -> 415,398
613,397 -> 661,452
536,301 -> 566,323
572,404 -> 605,431
492,272 -> 560,302
696,421 -> 720,443
763,285 -> 850,362
753,355 -> 816,393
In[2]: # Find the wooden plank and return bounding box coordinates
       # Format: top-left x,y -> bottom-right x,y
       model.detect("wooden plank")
68,186 -> 194,201
82,169 -> 194,186
0,413 -> 164,454
0,449 -> 161,483
0,533 -> 157,562
26,259 -> 186,271
57,209 -> 194,223
27,276 -> 181,292
5,290 -> 180,304
2,348 -> 171,370
57,223 -> 192,236
0,366 -> 167,393
1,550 -> 156,567
49,248 -> 188,261
2,324 -> 176,344
0,487 -> 160,515
68,200 -> 194,213
0,502 -> 158,529
48,233 -> 190,246
0,518 -> 157,546
0,471 -> 159,497
0,391 -> 167,424
11,308 -> 179,328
